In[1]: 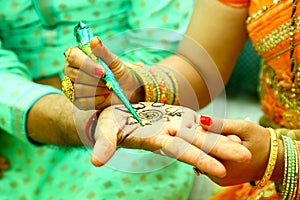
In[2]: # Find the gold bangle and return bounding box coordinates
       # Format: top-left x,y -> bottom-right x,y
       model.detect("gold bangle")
255,128 -> 279,189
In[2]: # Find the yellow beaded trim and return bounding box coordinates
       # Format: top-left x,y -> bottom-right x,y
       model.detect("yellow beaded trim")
246,0 -> 281,24
246,0 -> 282,24
253,16 -> 300,56
255,128 -> 279,189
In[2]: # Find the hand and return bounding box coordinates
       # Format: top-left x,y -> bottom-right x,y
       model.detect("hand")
200,118 -> 282,186
0,155 -> 9,178
90,102 -> 251,178
63,37 -> 143,110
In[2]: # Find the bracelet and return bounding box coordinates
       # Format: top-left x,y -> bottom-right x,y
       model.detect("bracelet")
128,66 -> 159,102
252,128 -> 279,189
280,136 -> 298,199
161,67 -> 179,105
155,66 -> 175,105
85,110 -> 101,145
295,140 -> 300,200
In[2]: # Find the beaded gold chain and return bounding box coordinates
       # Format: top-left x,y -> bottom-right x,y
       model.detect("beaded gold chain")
282,0 -> 300,128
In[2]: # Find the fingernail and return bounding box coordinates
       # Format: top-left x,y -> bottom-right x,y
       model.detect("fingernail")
96,36 -> 103,47
95,68 -> 104,78
103,93 -> 110,99
200,115 -> 212,126
91,36 -> 103,50
91,157 -> 104,167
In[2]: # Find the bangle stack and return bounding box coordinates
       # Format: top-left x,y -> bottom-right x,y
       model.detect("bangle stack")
127,63 -> 179,105
276,135 -> 299,199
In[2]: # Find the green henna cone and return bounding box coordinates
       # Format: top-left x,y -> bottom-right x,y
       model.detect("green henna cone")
74,21 -> 143,126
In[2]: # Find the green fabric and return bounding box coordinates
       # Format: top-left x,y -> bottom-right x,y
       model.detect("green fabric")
0,0 -> 195,199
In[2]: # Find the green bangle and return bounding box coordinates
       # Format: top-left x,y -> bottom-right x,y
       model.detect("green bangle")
281,136 -> 297,199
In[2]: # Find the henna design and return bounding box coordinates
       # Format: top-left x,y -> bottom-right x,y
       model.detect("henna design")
165,107 -> 182,117
139,109 -> 164,123
115,102 -> 146,113
115,102 -> 182,125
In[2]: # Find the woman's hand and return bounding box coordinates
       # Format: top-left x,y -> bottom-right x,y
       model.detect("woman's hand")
63,36 -> 143,110
200,118 -> 283,186
0,155 -> 9,178
90,102 -> 252,178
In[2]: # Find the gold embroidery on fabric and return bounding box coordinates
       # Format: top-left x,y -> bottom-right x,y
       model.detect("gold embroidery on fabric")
246,0 -> 282,24
253,16 -> 300,56
261,63 -> 300,129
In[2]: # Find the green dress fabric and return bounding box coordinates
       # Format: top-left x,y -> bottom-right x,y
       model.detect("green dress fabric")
0,0 -> 196,199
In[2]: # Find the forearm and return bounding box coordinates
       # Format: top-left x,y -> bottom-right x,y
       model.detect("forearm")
159,0 -> 249,109
26,94 -> 95,146
158,55 -> 209,109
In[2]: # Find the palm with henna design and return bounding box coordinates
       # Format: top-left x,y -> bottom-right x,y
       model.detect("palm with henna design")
90,102 -> 252,179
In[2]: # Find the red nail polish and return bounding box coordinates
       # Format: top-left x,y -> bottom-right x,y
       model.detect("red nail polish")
200,115 -> 212,126
96,36 -> 103,47
95,68 -> 104,78
103,93 -> 110,99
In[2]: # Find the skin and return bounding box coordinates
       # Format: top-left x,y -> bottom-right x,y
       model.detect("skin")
63,0 -> 249,110
200,118 -> 284,186
27,97 -> 252,178
91,102 -> 251,178
26,0 -> 282,186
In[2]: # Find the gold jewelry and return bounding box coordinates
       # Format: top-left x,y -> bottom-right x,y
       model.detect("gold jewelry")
159,149 -> 167,156
193,167 -> 206,176
64,46 -> 73,62
253,128 -> 279,189
61,76 -> 74,101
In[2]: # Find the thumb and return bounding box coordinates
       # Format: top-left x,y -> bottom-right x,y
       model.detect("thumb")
91,117 -> 119,167
90,36 -> 128,79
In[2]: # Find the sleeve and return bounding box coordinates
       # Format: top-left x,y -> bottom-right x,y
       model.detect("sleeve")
219,0 -> 250,7
110,0 -> 194,64
0,39 -> 63,143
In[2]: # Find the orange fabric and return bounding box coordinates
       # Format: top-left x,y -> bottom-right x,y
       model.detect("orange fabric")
246,0 -> 300,129
218,0 -> 250,7
209,183 -> 280,200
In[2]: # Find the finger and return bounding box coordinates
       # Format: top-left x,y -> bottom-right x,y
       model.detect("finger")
74,83 -> 110,98
63,63 -> 79,81
199,116 -> 258,136
64,64 -> 106,87
65,47 -> 105,79
161,136 -> 227,178
76,70 -> 106,87
91,117 -> 119,167
175,127 -> 251,163
74,96 -> 107,110
226,135 -> 242,144
90,36 -> 117,66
